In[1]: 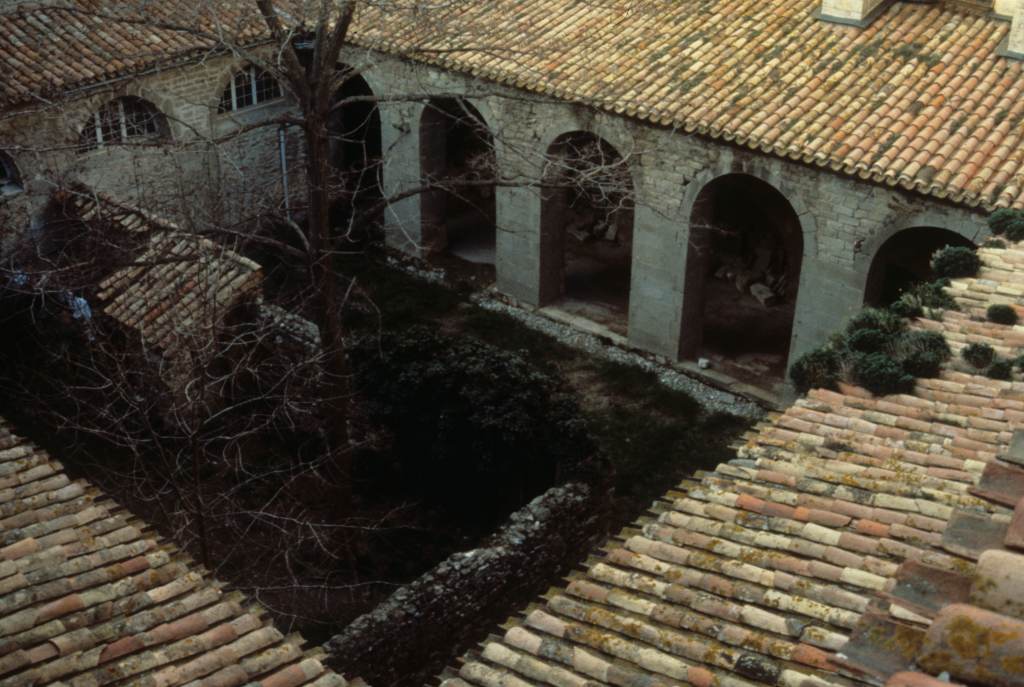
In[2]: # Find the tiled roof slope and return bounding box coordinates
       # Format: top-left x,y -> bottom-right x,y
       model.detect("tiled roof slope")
67,192 -> 262,360
5,2 -> 1024,210
0,416 -> 349,687
440,245 -> 1024,686
0,0 -> 264,107
350,0 -> 1024,211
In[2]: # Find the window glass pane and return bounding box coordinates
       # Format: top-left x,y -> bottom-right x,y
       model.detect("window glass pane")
218,85 -> 233,113
234,70 -> 254,109
98,103 -> 120,144
122,99 -> 159,138
254,69 -> 281,104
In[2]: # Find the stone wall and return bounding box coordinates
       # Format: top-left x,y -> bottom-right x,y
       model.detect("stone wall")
325,482 -> 608,687
0,50 -> 304,252
340,47 -> 990,374
0,43 -> 993,375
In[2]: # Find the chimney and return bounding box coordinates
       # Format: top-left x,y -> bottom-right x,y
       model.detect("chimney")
818,0 -> 891,26
995,0 -> 1017,17
1001,0 -> 1024,59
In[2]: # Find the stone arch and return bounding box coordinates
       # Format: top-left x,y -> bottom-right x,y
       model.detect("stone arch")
539,131 -> 634,331
862,222 -> 976,306
679,170 -> 806,384
535,116 -> 640,195
330,66 -> 384,223
419,97 -> 497,263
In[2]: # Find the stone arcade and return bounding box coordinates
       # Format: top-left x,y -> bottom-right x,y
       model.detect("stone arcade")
0,0 -> 1018,392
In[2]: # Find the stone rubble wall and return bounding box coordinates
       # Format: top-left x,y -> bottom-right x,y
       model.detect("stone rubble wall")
325,482 -> 608,687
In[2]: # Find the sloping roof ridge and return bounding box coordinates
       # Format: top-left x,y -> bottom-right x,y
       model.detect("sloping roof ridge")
66,186 -> 262,273
438,241 -> 1024,687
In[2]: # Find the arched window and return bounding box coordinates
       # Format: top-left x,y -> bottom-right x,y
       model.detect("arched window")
80,97 -> 169,149
0,152 -> 22,196
219,66 -> 282,112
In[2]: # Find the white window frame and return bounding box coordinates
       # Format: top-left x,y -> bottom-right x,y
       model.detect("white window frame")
221,65 -> 282,113
84,98 -> 163,148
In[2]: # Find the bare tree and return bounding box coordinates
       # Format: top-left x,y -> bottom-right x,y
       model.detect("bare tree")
0,0 -> 645,648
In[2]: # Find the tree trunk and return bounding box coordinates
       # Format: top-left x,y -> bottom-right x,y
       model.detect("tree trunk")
304,109 -> 353,514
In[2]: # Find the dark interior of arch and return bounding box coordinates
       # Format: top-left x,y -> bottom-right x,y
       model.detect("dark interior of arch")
864,226 -> 975,306
683,173 -> 802,386
419,98 -> 496,264
539,132 -> 633,332
0,152 -> 21,194
329,70 -> 383,234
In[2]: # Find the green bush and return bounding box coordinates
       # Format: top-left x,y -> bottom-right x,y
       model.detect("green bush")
896,330 -> 952,378
902,349 -> 946,378
1014,354 -> 1024,371
851,352 -> 915,396
846,308 -> 906,337
902,329 -> 952,357
983,238 -> 1008,249
988,208 -> 1024,241
847,328 -> 888,353
987,304 -> 1018,326
350,326 -> 594,520
888,297 -> 923,319
962,342 -> 996,369
932,246 -> 981,279
906,279 -> 958,312
988,359 -> 1014,380
790,347 -> 841,393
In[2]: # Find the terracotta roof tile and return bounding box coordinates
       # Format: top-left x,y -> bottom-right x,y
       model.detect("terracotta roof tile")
61,192 -> 263,365
345,0 -> 1024,211
443,238 -> 1024,686
4,2 -> 1024,210
0,420 -> 350,687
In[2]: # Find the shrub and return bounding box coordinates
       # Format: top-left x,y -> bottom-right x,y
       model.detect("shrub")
988,208 -> 1024,241
902,349 -> 946,378
896,330 -> 952,378
962,342 -> 996,369
987,304 -> 1018,326
931,246 -> 981,279
902,329 -> 952,357
851,352 -> 915,396
983,238 -> 1007,249
847,328 -> 888,353
790,347 -> 841,393
350,326 -> 595,521
846,308 -> 906,337
904,279 -> 959,312
1014,354 -> 1024,371
988,359 -> 1014,380
888,296 -> 923,319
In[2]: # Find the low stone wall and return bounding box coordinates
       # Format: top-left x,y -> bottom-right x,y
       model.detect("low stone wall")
324,481 -> 608,687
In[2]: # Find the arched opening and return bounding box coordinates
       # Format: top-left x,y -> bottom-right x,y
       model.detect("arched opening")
419,98 -> 497,264
682,174 -> 803,384
539,132 -> 633,334
864,227 -> 975,307
329,69 -> 383,234
0,152 -> 21,196
79,97 -> 170,150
